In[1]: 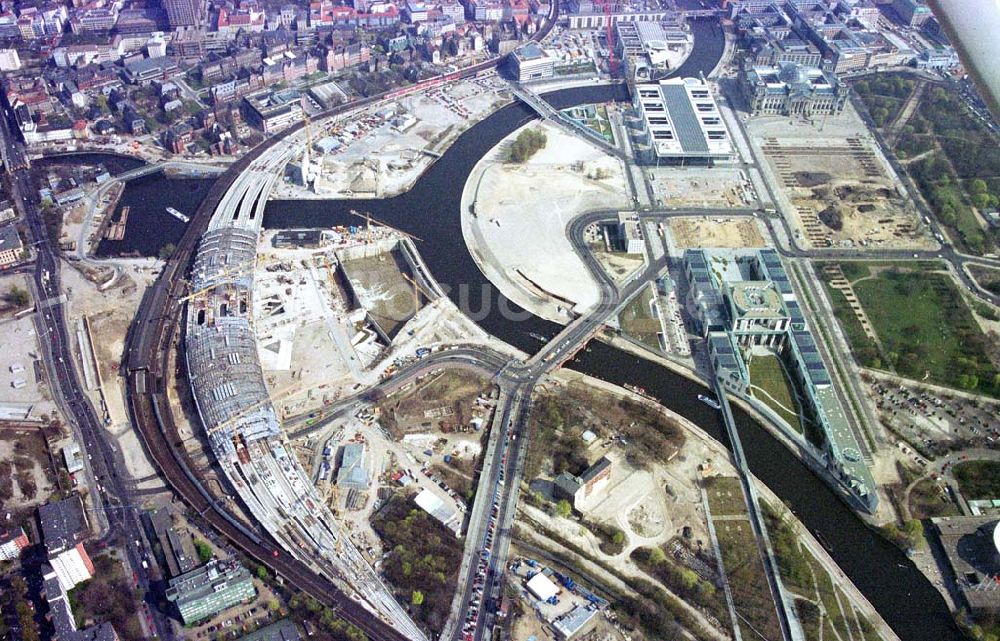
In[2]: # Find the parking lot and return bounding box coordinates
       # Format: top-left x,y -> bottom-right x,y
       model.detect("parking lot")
864,373 -> 1000,459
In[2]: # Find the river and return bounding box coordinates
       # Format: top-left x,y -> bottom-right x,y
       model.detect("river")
69,19 -> 961,639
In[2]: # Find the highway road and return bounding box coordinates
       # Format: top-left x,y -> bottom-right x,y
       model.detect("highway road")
0,101 -> 174,640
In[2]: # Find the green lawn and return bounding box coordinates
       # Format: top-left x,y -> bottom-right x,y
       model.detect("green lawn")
705,476 -> 747,517
749,354 -> 804,434
954,461 -> 1000,500
714,520 -> 783,641
848,267 -> 1000,397
618,287 -> 662,352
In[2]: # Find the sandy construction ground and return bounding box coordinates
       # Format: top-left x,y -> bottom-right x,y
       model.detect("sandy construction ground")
275,75 -> 511,200
462,121 -> 631,324
746,104 -> 934,250
648,166 -> 755,208
60,258 -> 164,489
668,216 -> 767,249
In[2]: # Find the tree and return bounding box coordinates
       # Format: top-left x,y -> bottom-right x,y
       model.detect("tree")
411,590 -> 424,606
970,179 -> 989,195
193,539 -> 213,564
648,547 -> 667,564
555,499 -> 572,518
159,243 -> 176,260
255,565 -> 268,580
612,530 -> 625,546
5,285 -> 29,307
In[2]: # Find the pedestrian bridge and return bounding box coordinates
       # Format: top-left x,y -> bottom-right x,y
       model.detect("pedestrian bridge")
509,83 -> 627,161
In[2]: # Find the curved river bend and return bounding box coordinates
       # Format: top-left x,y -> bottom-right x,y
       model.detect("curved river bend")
263,23 -> 959,641
74,19 -> 958,640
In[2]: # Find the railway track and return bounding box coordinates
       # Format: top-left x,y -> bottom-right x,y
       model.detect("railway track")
123,6 -> 559,639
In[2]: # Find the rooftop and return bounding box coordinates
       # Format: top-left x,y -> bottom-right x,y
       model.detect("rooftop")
38,495 -> 88,553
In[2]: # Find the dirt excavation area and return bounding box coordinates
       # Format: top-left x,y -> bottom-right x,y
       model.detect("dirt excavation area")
747,106 -> 933,250
668,216 -> 767,249
60,259 -> 164,492
462,120 -> 632,324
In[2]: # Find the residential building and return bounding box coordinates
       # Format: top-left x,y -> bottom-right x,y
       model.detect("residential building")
233,620 -> 301,641
508,41 -> 553,82
38,495 -> 89,554
124,56 -> 179,84
50,543 -> 95,591
0,527 -> 30,561
633,77 -> 736,166
553,456 -> 612,509
0,224 -> 24,266
0,48 -> 21,70
164,0 -> 198,27
42,564 -> 120,641
739,60 -> 849,117
165,559 -> 256,625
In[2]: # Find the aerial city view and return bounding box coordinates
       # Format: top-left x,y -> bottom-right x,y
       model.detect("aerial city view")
3,0 -> 1000,640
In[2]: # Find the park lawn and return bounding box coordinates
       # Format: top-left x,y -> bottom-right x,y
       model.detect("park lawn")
908,478 -> 961,519
618,287 -> 662,352
851,269 -> 999,396
954,461 -> 1000,501
714,520 -> 783,641
749,354 -> 804,434
821,281 -> 881,368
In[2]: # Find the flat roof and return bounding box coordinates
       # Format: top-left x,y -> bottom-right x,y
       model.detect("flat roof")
526,572 -> 559,601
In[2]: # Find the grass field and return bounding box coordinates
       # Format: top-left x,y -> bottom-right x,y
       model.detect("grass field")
705,476 -> 747,517
831,265 -> 1000,397
954,461 -> 1000,500
714,520 -> 783,641
618,286 -> 662,352
749,354 -> 804,434
908,478 -> 961,519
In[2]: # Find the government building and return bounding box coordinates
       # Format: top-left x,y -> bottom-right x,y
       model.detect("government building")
738,61 -> 849,118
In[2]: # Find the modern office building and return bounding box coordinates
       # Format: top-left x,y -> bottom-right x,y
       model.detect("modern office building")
632,77 -> 736,166
165,559 -> 256,624
892,0 -> 932,27
684,248 -> 876,511
508,42 -> 553,82
243,90 -> 304,134
739,61 -> 849,117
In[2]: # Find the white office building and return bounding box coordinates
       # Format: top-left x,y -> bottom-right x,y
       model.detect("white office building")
633,77 -> 736,166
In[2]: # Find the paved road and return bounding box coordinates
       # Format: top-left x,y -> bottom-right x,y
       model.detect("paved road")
1,102 -> 174,641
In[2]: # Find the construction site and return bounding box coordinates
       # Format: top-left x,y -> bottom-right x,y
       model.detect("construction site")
274,74 -> 510,200
746,105 -> 934,250
462,121 -> 631,324
252,225 -> 511,424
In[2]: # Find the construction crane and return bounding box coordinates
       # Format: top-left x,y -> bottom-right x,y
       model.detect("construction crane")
346,209 -> 424,242
401,271 -> 432,311
594,0 -> 619,77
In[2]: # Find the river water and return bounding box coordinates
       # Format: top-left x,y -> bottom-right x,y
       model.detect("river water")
66,19 -> 961,639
